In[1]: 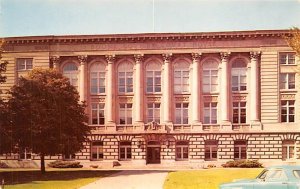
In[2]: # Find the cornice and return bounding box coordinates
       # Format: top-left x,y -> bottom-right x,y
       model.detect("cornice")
1,29 -> 292,45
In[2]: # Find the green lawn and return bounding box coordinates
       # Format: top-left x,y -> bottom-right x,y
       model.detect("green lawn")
164,168 -> 263,189
0,169 -> 117,189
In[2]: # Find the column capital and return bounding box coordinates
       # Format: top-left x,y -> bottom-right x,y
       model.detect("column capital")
162,53 -> 172,62
250,51 -> 261,60
191,53 -> 202,61
49,56 -> 60,68
78,55 -> 87,64
220,52 -> 231,61
105,55 -> 116,63
134,54 -> 144,63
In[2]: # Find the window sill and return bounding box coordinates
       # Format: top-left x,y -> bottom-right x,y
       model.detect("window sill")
280,89 -> 297,93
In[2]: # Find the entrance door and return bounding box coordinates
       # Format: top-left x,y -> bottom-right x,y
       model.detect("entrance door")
147,147 -> 161,164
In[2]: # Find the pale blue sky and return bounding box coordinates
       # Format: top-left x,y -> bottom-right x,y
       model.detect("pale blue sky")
1,0 -> 300,37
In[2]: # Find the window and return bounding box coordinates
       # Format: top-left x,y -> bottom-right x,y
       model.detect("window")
91,141 -> 103,160
176,141 -> 189,160
90,63 -> 105,94
234,140 -> 247,160
203,59 -> 219,93
280,53 -> 295,65
205,140 -> 218,161
91,103 -> 105,125
231,60 -> 247,91
174,62 -> 189,93
19,148 -> 31,160
282,140 -> 295,160
119,103 -> 132,125
281,100 -> 295,123
175,103 -> 189,124
63,153 -> 75,160
17,58 -> 33,71
147,103 -> 160,123
146,62 -> 161,93
118,62 -> 133,93
203,102 -> 217,124
119,141 -> 131,160
258,169 -> 286,181
280,73 -> 295,89
233,102 -> 246,123
63,62 -> 79,89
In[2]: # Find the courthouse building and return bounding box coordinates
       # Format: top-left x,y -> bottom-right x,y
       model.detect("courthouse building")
1,29 -> 300,167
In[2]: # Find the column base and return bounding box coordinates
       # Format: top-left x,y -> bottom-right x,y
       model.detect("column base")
192,122 -> 203,131
220,121 -> 232,131
250,121 -> 263,131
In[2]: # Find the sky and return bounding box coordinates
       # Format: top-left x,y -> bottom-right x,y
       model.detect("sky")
0,0 -> 300,37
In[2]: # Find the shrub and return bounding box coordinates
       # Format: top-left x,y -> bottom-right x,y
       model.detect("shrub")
0,161 -> 9,168
207,164 -> 216,168
222,160 -> 263,168
48,160 -> 83,168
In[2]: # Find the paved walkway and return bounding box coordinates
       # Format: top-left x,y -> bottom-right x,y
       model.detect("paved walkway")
80,170 -> 169,189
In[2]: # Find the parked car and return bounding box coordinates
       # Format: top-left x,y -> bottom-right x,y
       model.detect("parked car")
219,165 -> 300,189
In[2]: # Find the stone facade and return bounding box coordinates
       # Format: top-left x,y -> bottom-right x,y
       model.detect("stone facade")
1,30 -> 300,168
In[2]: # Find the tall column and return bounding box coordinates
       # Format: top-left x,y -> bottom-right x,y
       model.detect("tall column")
220,52 -> 231,124
134,54 -> 144,123
162,53 -> 172,123
49,56 -> 60,69
250,52 -> 260,122
78,55 -> 87,103
191,53 -> 201,124
105,55 -> 115,124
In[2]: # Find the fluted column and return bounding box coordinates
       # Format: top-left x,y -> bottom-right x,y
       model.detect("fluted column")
191,53 -> 201,124
220,52 -> 230,124
162,53 -> 172,123
250,52 -> 260,122
105,55 -> 115,124
134,54 -> 144,123
78,55 -> 87,103
49,56 -> 60,69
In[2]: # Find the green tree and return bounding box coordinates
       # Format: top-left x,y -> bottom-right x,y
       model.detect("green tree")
8,69 -> 90,173
286,27 -> 300,56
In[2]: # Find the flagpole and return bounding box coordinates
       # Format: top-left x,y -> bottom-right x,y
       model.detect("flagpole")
152,0 -> 155,32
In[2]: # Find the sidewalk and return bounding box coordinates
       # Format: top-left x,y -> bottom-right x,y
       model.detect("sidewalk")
80,170 -> 169,189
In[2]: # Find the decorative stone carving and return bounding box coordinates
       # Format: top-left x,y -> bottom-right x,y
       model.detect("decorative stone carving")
281,94 -> 295,100
220,52 -> 230,61
119,97 -> 133,103
147,97 -> 161,102
49,56 -> 60,68
78,55 -> 87,64
191,53 -> 201,61
105,55 -> 115,63
203,96 -> 218,102
232,96 -> 247,101
134,54 -> 144,62
175,96 -> 189,102
250,51 -> 261,60
147,121 -> 158,130
162,53 -> 172,62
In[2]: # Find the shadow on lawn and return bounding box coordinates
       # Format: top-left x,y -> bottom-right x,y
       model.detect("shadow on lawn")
0,170 -> 117,185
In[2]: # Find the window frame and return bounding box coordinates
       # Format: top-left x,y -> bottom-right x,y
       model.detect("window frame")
174,68 -> 190,94
119,141 -> 132,161
119,103 -> 133,125
16,58 -> 33,71
146,103 -> 160,123
232,102 -> 246,124
91,141 -> 104,161
175,103 -> 189,124
175,141 -> 189,161
202,65 -> 219,93
91,103 -> 105,125
146,70 -> 161,93
63,62 -> 79,90
204,140 -> 218,161
203,102 -> 218,124
234,140 -> 247,160
280,73 -> 295,90
282,140 -> 295,161
19,148 -> 32,160
90,63 -> 106,94
279,53 -> 296,65
281,100 -> 295,123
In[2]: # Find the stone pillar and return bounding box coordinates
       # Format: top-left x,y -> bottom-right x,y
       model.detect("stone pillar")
191,53 -> 202,130
250,52 -> 261,127
162,53 -> 172,124
78,55 -> 87,103
105,55 -> 115,124
134,54 -> 144,123
49,56 -> 60,69
220,52 -> 231,129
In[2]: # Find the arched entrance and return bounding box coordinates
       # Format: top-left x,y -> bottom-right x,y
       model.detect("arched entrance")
147,140 -> 161,164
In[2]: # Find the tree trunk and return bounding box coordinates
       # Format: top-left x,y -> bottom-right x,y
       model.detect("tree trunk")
41,153 -> 45,174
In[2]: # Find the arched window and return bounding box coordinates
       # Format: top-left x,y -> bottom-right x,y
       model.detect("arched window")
146,62 -> 161,93
63,62 -> 79,89
118,62 -> 133,93
90,63 -> 106,94
231,59 -> 247,91
174,62 -> 190,93
202,59 -> 219,93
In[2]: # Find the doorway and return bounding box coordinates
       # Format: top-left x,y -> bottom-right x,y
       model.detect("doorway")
147,141 -> 161,164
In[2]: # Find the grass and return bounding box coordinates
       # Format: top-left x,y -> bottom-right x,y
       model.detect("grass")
164,168 -> 263,189
0,168 -> 117,189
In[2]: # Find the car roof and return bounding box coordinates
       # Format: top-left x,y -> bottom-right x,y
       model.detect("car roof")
267,165 -> 300,170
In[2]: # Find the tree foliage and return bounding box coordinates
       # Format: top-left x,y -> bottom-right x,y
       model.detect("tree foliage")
7,69 -> 90,173
285,27 -> 300,56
